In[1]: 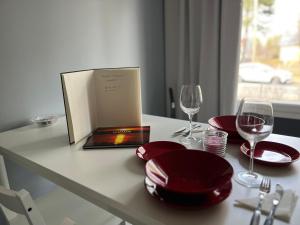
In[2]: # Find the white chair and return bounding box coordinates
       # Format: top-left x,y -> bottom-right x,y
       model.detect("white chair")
0,184 -> 125,225
0,185 -> 49,225
0,156 -> 123,225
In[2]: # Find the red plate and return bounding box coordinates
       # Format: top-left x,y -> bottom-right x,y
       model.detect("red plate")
240,141 -> 300,166
136,141 -> 186,161
208,115 -> 243,142
145,150 -> 233,194
145,177 -> 232,207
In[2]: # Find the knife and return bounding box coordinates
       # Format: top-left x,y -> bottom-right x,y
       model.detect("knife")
263,184 -> 284,225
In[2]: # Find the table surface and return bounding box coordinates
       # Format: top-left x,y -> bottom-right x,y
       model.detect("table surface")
0,115 -> 299,225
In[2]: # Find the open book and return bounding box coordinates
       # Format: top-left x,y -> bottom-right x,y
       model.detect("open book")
61,67 -> 142,144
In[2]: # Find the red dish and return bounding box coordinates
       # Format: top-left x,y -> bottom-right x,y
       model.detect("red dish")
145,177 -> 232,207
136,141 -> 186,161
240,141 -> 300,166
145,150 -> 233,194
208,115 -> 243,142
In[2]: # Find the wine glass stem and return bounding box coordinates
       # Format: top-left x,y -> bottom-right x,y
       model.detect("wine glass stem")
188,114 -> 193,138
249,141 -> 257,175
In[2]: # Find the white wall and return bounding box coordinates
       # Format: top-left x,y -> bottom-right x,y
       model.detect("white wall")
0,0 -> 165,132
0,0 -> 165,196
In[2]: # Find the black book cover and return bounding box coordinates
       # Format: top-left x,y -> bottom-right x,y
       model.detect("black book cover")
83,126 -> 150,149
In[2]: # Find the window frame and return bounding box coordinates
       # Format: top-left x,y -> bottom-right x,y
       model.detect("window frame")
272,101 -> 300,119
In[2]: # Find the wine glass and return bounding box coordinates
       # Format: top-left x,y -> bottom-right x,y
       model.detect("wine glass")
235,98 -> 274,188
179,84 -> 203,145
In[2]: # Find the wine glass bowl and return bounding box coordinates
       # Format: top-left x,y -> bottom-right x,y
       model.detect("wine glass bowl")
235,98 -> 274,188
179,85 -> 203,145
237,115 -> 265,139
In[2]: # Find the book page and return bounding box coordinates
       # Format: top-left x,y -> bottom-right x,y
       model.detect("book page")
94,68 -> 142,127
61,70 -> 97,143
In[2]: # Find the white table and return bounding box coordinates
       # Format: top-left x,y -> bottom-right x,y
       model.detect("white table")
0,115 -> 299,225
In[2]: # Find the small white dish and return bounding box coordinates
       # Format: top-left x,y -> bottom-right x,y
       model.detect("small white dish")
31,115 -> 58,127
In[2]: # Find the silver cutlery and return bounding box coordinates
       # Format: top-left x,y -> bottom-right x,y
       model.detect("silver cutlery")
173,127 -> 187,134
263,184 -> 284,225
172,124 -> 202,137
181,126 -> 209,137
250,177 -> 271,225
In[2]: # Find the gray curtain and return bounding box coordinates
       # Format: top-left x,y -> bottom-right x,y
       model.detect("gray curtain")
164,0 -> 242,122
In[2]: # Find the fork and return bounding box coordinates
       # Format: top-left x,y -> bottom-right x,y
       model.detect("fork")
263,184 -> 284,225
172,124 -> 202,137
181,127 -> 209,137
250,177 -> 271,225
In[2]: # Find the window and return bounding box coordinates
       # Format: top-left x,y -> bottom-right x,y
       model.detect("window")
237,0 -> 300,119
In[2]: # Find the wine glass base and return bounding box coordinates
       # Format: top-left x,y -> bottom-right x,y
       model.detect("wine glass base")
179,136 -> 202,148
234,171 -> 262,188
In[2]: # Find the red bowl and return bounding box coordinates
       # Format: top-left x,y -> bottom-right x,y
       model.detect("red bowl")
136,141 -> 186,161
145,150 -> 233,194
208,115 -> 242,140
145,177 -> 232,208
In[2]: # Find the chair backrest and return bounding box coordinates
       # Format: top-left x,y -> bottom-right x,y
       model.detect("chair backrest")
0,155 -> 16,224
0,157 -> 77,225
0,156 -> 10,189
0,185 -> 46,225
